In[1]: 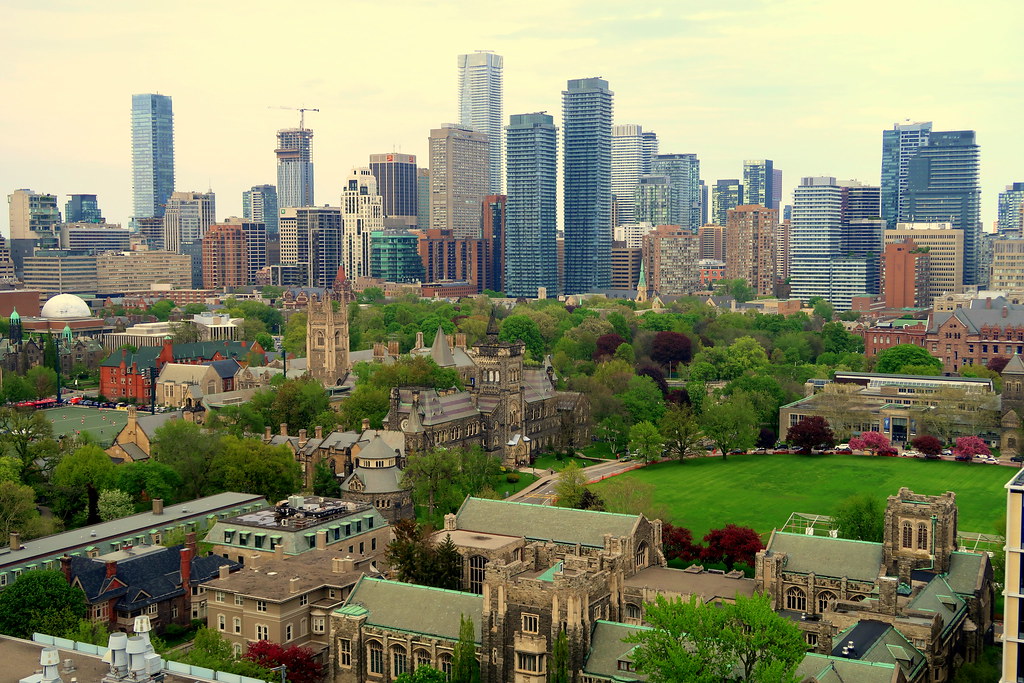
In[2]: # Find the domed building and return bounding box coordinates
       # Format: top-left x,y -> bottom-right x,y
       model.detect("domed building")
17,292 -> 105,337
339,434 -> 412,523
0,293 -> 107,376
40,293 -> 92,319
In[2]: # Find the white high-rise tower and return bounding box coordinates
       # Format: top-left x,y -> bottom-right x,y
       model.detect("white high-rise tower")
611,124 -> 658,227
457,51 -> 504,194
342,168 -> 383,279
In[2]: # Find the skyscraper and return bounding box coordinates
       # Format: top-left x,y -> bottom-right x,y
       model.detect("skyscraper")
64,194 -> 103,223
242,185 -> 278,234
611,124 -> 658,226
7,189 -> 61,274
457,51 -> 503,194
428,125 -> 489,238
341,167 -> 384,279
712,179 -> 744,226
771,168 -> 783,211
743,160 -> 774,209
279,206 -> 341,288
162,191 -> 216,253
998,183 -> 1024,238
131,93 -> 175,222
563,77 -> 613,294
202,222 -> 247,290
369,153 -> 418,221
416,169 -> 431,230
505,112 -> 558,298
881,120 -> 932,229
211,217 -> 267,285
901,130 -> 981,285
651,153 -> 701,232
276,128 -> 314,209
370,229 -> 424,283
482,195 -> 506,293
634,176 -> 672,226
725,205 -> 777,297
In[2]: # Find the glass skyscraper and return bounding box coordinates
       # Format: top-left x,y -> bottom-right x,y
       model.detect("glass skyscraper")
505,113 -> 558,298
563,78 -> 613,294
64,194 -> 103,223
881,120 -> 931,229
611,124 -> 658,227
712,179 -> 744,227
651,154 -> 700,232
276,128 -> 314,209
369,153 -> 418,219
998,183 -> 1024,238
743,160 -> 774,209
131,93 -> 174,221
243,185 -> 279,234
458,51 -> 504,195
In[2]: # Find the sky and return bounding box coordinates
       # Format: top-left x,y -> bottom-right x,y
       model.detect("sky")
2,0 -> 1021,234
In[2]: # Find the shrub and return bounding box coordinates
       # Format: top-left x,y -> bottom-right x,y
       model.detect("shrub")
505,473 -> 520,484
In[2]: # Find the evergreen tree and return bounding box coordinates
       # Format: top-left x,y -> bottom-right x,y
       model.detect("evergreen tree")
434,533 -> 464,591
451,615 -> 480,683
550,628 -> 570,683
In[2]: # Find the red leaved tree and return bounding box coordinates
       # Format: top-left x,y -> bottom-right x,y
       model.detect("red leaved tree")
650,331 -> 692,375
910,435 -> 943,456
786,416 -> 835,451
245,641 -> 323,683
953,435 -> 990,460
701,525 -> 764,571
989,356 -> 1011,374
662,523 -> 700,562
848,431 -> 890,456
593,333 -> 626,361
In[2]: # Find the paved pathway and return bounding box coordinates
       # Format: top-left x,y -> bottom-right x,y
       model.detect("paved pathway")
510,458 -> 644,506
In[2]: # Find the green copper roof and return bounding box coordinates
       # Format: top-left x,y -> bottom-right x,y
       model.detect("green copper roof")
337,604 -> 368,616
9,308 -> 19,321
536,561 -> 563,582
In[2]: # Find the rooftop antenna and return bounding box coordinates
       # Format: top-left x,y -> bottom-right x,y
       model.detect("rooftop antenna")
270,106 -> 320,131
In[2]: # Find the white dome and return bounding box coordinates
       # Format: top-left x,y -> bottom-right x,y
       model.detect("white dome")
40,293 -> 91,319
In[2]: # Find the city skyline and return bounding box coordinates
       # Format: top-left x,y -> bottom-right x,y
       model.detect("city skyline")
1,1 -> 1020,234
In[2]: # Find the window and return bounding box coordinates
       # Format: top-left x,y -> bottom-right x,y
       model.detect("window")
329,589 -> 337,599
147,604 -> 158,615
806,633 -> 818,646
469,555 -> 488,594
313,616 -> 326,634
372,537 -> 377,551
300,594 -> 308,606
256,600 -> 267,612
522,613 -> 539,633
785,587 -> 806,612
917,522 -> 929,550
233,643 -> 243,658
517,653 -> 542,673
215,591 -> 225,603
285,624 -> 293,641
218,614 -> 226,631
439,653 -> 453,676
256,624 -> 269,640
233,617 -> 241,634
617,659 -> 636,672
391,645 -> 408,676
414,649 -> 431,670
339,639 -> 351,667
625,603 -> 642,622
234,594 -> 244,606
816,591 -> 837,613
902,521 -> 913,548
368,641 -> 384,675
635,541 -> 649,569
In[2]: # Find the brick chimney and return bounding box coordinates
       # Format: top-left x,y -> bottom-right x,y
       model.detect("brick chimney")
60,555 -> 72,583
316,529 -> 327,551
298,429 -> 308,447
361,418 -> 370,432
180,546 -> 193,590
186,532 -> 197,555
314,425 -> 323,439
105,560 -> 118,579
152,498 -> 164,515
289,577 -> 301,594
219,564 -> 230,580
280,423 -> 288,437
415,331 -> 424,348
264,425 -> 272,440
9,532 -> 20,551
388,340 -> 399,356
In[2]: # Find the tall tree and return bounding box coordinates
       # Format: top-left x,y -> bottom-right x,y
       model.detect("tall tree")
629,421 -> 665,463
396,667 -> 448,683
451,615 -> 481,683
402,447 -> 461,523
50,444 -> 116,524
209,436 -> 303,503
0,408 -> 55,476
312,460 -> 342,497
650,331 -> 692,375
720,593 -> 808,681
0,570 -> 87,639
700,395 -> 758,459
832,494 -> 885,542
0,480 -> 54,542
618,375 -> 666,425
499,315 -> 544,359
98,489 -> 135,521
660,405 -> 703,463
701,525 -> 763,570
152,419 -> 220,499
550,628 -> 570,683
554,461 -> 588,508
874,343 -> 942,374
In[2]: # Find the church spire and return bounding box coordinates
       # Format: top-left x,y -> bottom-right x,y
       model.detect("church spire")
636,259 -> 648,303
486,310 -> 499,338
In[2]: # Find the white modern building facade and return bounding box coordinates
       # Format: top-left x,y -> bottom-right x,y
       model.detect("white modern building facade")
611,124 -> 658,227
276,128 -> 315,210
341,167 -> 384,279
457,51 -> 503,195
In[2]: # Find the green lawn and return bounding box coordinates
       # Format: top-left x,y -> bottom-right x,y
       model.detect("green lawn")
591,453 -> 1013,541
533,453 -> 595,472
42,405 -> 128,447
579,443 -> 616,459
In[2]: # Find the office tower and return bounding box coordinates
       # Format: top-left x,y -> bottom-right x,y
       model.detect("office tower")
369,153 -> 418,220
276,127 -> 314,209
651,153 -> 700,232
504,112 -> 557,298
7,189 -> 61,273
743,160 -> 774,209
613,223 -> 655,249
416,169 -> 431,229
279,206 -> 342,288
162,191 -> 216,252
790,177 -> 856,309
771,168 -> 783,211
457,51 -> 503,194
699,225 -> 727,261
59,223 -> 132,253
370,229 -> 424,283
342,167 -> 384,279
775,218 -> 791,281
881,120 -> 932,229
841,181 -> 884,294
611,124 -> 658,226
482,194 -> 506,293
136,216 -> 164,250
998,183 -> 1024,238
202,223 -> 247,289
213,217 -> 267,284
902,130 -> 981,285
429,125 -> 489,238
21,250 -> 98,296
611,242 -> 642,290
95,251 -> 191,294
992,238 -> 1024,293
725,205 -> 777,297
131,93 -> 175,222
563,77 -> 613,294
0,236 -> 16,282
641,224 -> 701,296
416,229 -> 493,293
712,179 -> 744,226
882,240 -> 931,309
883,223 -> 963,306
64,194 -> 103,223
634,176 -> 672,226
242,185 -> 279,235
699,180 -> 709,227
178,239 -> 204,288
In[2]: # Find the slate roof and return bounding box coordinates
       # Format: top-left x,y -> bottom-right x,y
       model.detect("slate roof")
906,575 -> 966,637
944,551 -> 985,596
158,363 -> 211,384
583,620 -> 648,681
1003,354 -> 1024,376
101,346 -> 160,368
135,410 -> 188,439
119,442 -> 149,462
342,466 -> 405,495
794,653 -> 898,683
208,358 -> 243,379
831,620 -> 926,680
100,341 -> 259,369
928,297 -> 1024,334
455,497 -> 640,548
765,531 -> 884,582
338,577 -> 482,641
356,435 -> 400,462
522,368 -> 555,403
395,388 -> 480,426
429,327 -> 456,367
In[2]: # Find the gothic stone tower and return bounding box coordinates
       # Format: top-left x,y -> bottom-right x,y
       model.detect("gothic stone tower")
306,290 -> 350,385
882,487 -> 958,582
470,314 -> 526,466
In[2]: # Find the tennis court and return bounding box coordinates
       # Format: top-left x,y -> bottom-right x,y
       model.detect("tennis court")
42,405 -> 129,446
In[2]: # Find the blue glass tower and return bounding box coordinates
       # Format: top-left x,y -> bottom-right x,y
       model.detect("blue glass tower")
131,94 -> 175,221
651,153 -> 700,232
563,78 -> 613,294
505,112 -> 558,298
998,183 -> 1024,237
881,121 -> 931,229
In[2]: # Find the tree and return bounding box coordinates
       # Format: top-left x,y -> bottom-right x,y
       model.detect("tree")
50,444 -> 116,524
596,415 -> 630,455
832,494 -> 884,542
660,405 -> 702,462
614,342 -> 635,364
636,365 -> 669,396
554,461 -> 588,508
629,421 -> 665,463
911,435 -> 943,456
848,431 -> 890,456
650,331 -> 692,375
109,460 -> 183,505
0,570 -> 87,638
786,416 -> 835,451
451,615 -> 480,683
619,375 -> 666,425
0,480 -> 53,543
396,666 -> 448,683
598,478 -> 666,520
244,641 -> 323,683
701,525 -> 763,570
662,523 -> 700,562
0,408 -> 55,475
432,533 -> 465,591
26,365 -> 57,398
953,435 -> 990,459
720,593 -> 808,682
64,619 -> 110,646
403,447 -> 461,523
821,321 -> 864,354
875,343 -> 942,375
169,321 -> 202,344
98,489 -> 135,522
209,436 -> 303,503
169,626 -> 271,678
700,395 -> 758,459
714,278 -> 756,303
312,460 -> 341,497
282,311 -> 307,356
550,628 -> 570,683
593,333 -> 626,361
499,315 -> 544,359
248,376 -> 336,435
152,420 -> 220,499
814,383 -> 871,441
812,298 -> 834,322
2,374 -> 34,403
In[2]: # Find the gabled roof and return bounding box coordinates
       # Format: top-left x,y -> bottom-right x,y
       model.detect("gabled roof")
429,326 -> 456,367
134,410 -> 188,439
583,620 -> 649,681
101,346 -> 160,368
831,620 -> 926,679
338,577 -> 482,642
907,575 -> 966,636
395,388 -> 479,426
1002,354 -> 1024,376
455,497 -> 640,548
943,551 -> 986,596
158,363 -> 212,384
207,358 -> 243,379
765,531 -> 884,582
795,653 -> 898,683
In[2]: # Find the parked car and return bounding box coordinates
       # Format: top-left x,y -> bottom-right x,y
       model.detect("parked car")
836,448 -> 853,455
984,457 -> 1000,465
924,453 -> 942,460
955,454 -> 971,462
1011,455 -> 1024,463
941,449 -> 953,456
902,450 -> 921,458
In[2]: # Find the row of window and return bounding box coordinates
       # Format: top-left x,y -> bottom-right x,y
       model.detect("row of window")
353,640 -> 454,677
784,587 -> 866,612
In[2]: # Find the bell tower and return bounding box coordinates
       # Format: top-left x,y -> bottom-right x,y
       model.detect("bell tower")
470,313 -> 525,465
306,290 -> 350,385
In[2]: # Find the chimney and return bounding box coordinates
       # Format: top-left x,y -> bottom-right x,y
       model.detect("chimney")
180,547 -> 192,590
333,556 -> 355,573
289,577 -> 301,594
186,532 -> 197,554
60,555 -> 72,583
298,429 -> 308,446
415,331 -> 424,348
986,297 -> 992,309
264,425 -> 272,440
316,529 -> 327,551
1004,306 -> 1009,318
280,423 -> 288,437
275,542 -> 284,558
152,498 -> 164,515
455,333 -> 466,349
361,418 -> 370,432
106,560 -> 118,579
219,564 -> 230,580
388,340 -> 399,356
314,425 -> 323,439
9,532 -> 20,551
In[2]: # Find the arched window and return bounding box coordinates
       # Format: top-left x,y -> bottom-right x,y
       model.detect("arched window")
902,521 -> 913,548
367,640 -> 384,675
625,603 -> 642,622
817,590 -> 837,613
917,522 -> 929,550
635,541 -> 649,569
414,649 -> 431,670
391,645 -> 408,676
785,586 -> 806,611
439,653 -> 453,676
850,594 -> 866,602
469,555 -> 488,594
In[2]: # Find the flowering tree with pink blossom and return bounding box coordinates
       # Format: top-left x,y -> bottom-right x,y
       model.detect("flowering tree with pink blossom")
953,436 -> 990,460
848,431 -> 890,456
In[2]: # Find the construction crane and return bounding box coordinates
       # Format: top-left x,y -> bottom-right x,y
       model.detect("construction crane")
269,106 -> 320,130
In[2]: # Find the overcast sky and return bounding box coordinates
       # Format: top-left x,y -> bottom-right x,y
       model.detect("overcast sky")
2,0 -> 1021,234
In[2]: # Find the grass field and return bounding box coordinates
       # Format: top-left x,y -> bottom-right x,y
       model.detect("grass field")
533,453 -> 597,472
590,453 -> 1013,541
42,406 -> 128,447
